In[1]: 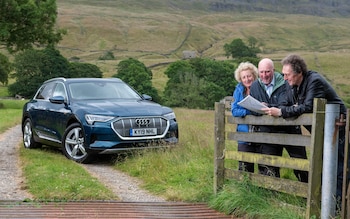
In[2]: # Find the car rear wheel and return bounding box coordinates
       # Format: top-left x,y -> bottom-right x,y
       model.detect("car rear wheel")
23,118 -> 41,148
62,123 -> 94,163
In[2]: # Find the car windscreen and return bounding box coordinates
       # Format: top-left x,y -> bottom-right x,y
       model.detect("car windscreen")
69,81 -> 142,100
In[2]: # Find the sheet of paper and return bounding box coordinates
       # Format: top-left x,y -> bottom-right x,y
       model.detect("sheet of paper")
238,95 -> 267,114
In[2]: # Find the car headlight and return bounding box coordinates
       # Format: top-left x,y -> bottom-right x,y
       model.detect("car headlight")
85,114 -> 115,125
163,112 -> 176,120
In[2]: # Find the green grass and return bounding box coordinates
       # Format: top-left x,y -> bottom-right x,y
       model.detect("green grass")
20,146 -> 117,201
114,108 -> 215,202
209,179 -> 306,219
0,85 -> 9,96
0,99 -> 26,132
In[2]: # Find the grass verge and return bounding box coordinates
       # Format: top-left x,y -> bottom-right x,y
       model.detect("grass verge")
20,146 -> 117,201
114,108 -> 215,202
209,179 -> 306,219
0,99 -> 26,132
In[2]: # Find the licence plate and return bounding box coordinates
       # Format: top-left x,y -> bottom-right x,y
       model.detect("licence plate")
130,128 -> 157,136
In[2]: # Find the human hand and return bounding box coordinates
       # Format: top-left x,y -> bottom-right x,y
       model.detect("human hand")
261,107 -> 282,117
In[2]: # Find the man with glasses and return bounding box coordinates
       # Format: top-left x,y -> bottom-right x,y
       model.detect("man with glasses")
264,54 -> 347,208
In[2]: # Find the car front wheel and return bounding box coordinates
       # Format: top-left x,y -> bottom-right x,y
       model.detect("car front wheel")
23,118 -> 41,149
62,123 -> 94,163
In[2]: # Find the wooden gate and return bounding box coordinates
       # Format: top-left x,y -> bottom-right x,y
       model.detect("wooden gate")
214,98 -> 326,218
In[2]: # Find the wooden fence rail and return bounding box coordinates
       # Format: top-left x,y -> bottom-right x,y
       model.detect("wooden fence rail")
214,98 -> 326,218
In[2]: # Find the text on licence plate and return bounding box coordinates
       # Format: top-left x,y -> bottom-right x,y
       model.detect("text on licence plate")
130,128 -> 157,136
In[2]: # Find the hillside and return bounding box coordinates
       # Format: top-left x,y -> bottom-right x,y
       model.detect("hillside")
54,1 -> 350,103
57,0 -> 350,58
60,0 -> 350,17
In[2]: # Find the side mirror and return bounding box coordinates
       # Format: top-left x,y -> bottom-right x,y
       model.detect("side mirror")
49,96 -> 66,104
142,94 -> 152,101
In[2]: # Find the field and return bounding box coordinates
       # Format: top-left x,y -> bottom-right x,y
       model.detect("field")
52,0 -> 350,105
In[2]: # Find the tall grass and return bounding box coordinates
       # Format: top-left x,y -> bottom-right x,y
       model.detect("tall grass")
210,179 -> 306,219
114,108 -> 216,201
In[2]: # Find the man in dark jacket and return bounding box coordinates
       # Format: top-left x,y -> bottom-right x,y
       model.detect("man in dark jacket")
250,58 -> 308,182
264,54 -> 347,207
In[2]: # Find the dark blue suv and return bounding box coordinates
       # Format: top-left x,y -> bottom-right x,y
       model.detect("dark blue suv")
22,77 -> 178,163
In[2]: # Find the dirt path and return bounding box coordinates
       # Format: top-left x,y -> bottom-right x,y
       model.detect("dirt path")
0,125 -> 32,200
81,163 -> 166,202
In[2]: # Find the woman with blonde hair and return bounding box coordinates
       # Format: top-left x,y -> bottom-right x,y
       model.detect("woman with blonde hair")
231,62 -> 259,172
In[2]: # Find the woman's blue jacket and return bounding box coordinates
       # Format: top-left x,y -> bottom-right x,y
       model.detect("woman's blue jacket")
231,83 -> 251,144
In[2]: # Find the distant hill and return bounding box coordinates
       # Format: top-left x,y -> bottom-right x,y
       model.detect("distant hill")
208,0 -> 350,17
57,0 -> 350,63
65,0 -> 350,17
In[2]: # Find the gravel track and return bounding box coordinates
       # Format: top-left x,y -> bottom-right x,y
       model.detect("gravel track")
0,125 -> 165,202
0,125 -> 32,200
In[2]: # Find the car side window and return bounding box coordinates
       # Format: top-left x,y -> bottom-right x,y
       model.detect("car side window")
35,82 -> 56,100
52,83 -> 67,99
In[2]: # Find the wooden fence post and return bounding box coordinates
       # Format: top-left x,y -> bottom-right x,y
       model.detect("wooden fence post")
214,102 -> 225,194
341,109 -> 350,218
306,98 -> 326,218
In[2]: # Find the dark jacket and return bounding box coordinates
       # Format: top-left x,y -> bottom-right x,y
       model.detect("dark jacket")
250,72 -> 287,109
280,70 -> 347,118
250,72 -> 298,133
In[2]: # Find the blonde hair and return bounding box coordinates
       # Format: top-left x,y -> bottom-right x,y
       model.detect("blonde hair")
234,62 -> 258,82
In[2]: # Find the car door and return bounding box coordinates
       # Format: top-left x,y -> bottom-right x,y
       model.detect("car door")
32,81 -> 71,144
46,82 -> 73,143
30,82 -> 57,142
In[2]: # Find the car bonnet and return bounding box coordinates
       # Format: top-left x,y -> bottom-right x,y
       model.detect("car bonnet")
71,99 -> 170,117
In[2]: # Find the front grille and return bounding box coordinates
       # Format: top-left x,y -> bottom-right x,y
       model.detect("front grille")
111,117 -> 169,140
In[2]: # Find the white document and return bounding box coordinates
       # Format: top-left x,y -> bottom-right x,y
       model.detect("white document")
238,95 -> 267,114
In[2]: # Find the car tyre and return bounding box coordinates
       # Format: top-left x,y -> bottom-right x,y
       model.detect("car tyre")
62,123 -> 94,163
23,118 -> 42,149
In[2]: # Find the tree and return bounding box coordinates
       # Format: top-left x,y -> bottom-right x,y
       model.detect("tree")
166,72 -> 207,108
0,53 -> 11,85
164,71 -> 225,109
116,57 -> 153,79
113,58 -> 160,102
68,62 -> 103,78
8,47 -> 70,98
98,51 -> 115,60
188,58 -> 236,96
164,60 -> 193,84
0,0 -> 65,53
224,38 -> 258,59
163,58 -> 235,109
247,36 -> 260,53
